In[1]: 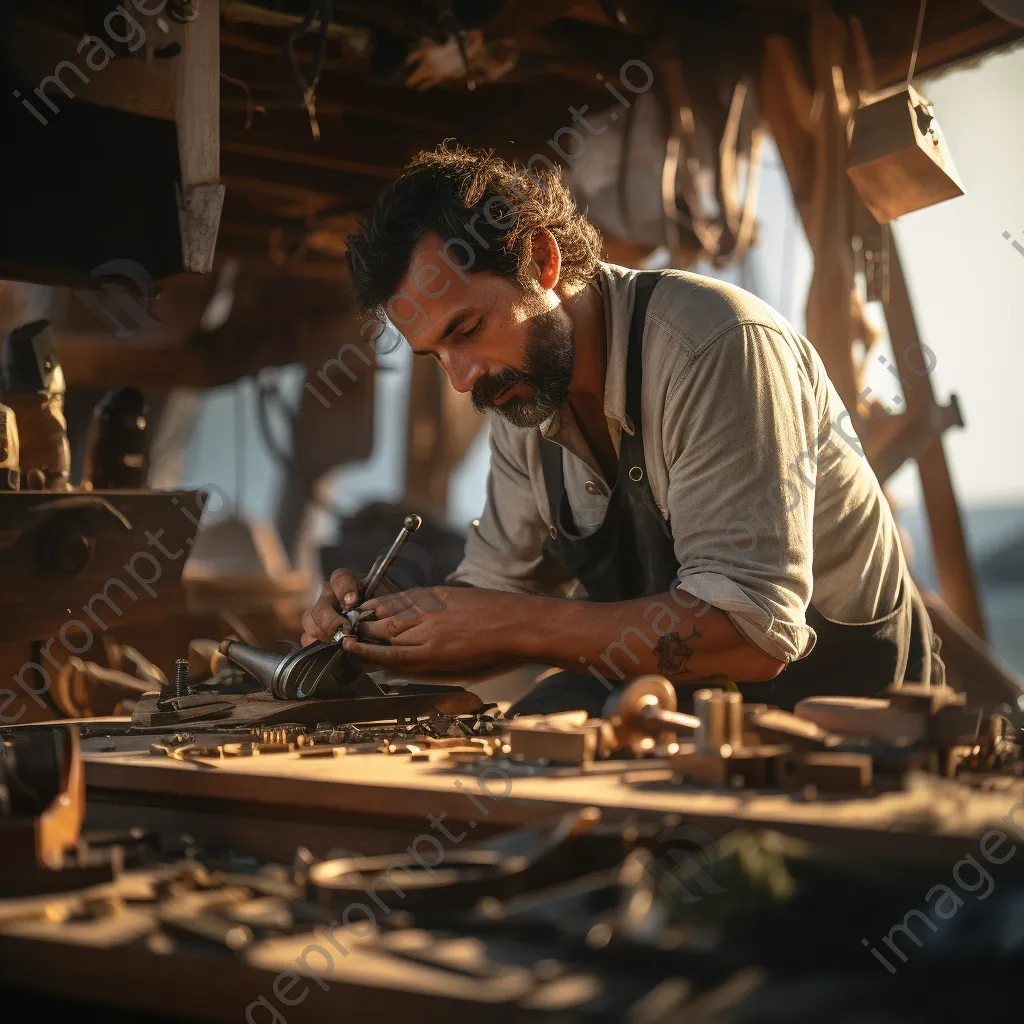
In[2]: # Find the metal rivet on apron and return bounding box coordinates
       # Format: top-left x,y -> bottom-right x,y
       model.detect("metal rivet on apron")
549,526 -> 558,538
628,466 -> 644,482
584,480 -> 600,495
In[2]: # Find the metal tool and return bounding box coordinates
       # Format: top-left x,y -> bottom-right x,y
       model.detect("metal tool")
0,402 -> 20,491
81,387 -> 149,490
693,687 -> 743,754
0,319 -> 70,491
603,676 -> 700,755
332,513 -> 422,642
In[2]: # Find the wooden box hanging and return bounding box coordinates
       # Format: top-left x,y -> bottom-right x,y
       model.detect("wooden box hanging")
846,84 -> 964,224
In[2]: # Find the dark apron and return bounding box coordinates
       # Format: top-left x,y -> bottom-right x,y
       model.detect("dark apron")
509,272 -> 939,717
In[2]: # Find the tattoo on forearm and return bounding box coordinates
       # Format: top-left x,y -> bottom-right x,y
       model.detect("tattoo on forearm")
654,628 -> 702,676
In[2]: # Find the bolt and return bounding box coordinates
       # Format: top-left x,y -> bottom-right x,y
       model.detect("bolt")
173,658 -> 189,700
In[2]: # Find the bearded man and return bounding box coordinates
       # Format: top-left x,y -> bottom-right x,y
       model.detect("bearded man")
301,145 -> 941,714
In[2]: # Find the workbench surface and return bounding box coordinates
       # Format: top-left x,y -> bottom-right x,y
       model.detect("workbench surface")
81,744 -> 1024,865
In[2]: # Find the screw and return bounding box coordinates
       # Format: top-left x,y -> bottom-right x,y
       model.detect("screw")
173,658 -> 189,700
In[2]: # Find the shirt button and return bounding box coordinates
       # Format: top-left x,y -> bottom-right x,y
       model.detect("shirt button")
584,480 -> 601,495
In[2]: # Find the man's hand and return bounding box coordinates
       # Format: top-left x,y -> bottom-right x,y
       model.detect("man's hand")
305,579 -> 784,685
340,587 -> 529,674
300,567 -> 363,647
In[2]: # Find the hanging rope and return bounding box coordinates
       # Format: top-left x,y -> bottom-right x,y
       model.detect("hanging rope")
878,0 -> 927,306
907,0 -> 928,86
285,0 -> 333,139
220,72 -> 266,131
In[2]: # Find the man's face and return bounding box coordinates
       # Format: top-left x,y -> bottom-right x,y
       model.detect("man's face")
388,233 -> 575,428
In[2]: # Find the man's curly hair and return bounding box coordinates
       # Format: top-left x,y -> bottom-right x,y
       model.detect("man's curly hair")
345,143 -> 604,318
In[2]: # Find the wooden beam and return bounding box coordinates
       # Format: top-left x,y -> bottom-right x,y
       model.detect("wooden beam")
870,16 -> 1024,90
172,1 -> 224,274
860,397 -> 962,486
219,109 -> 436,176
923,592 -> 1023,709
883,238 -> 987,639
220,150 -> 384,206
218,174 -> 346,214
219,31 -> 450,129
483,0 -> 587,39
761,35 -> 814,220
0,18 -> 176,120
222,139 -> 397,180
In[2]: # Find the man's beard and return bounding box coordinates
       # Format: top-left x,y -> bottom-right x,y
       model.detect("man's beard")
470,306 -> 574,428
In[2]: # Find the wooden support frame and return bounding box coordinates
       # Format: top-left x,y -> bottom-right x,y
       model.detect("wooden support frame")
761,19 -> 987,640
882,239 -> 986,638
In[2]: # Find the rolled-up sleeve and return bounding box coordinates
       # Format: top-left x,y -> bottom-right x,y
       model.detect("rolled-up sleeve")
447,423 -> 576,596
664,323 -> 821,663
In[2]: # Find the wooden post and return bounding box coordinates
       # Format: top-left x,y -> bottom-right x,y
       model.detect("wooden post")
883,241 -> 987,638
172,1 -> 224,274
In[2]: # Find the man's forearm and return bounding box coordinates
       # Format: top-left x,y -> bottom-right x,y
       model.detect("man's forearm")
517,591 -> 785,684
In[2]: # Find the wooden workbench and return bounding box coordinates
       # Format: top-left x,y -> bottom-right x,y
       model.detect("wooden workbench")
81,742 -> 1024,867
3,731 -> 1024,1023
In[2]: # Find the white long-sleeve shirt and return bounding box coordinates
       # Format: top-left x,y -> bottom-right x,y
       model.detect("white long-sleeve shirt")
449,262 -> 907,665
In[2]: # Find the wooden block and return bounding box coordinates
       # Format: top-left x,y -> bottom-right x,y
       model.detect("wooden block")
847,85 -> 963,223
886,682 -> 967,714
670,744 -> 789,788
794,696 -> 926,746
507,723 -> 598,766
778,752 -> 873,794
745,707 -> 840,751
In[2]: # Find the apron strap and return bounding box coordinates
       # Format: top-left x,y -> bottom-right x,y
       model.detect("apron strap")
624,271 -> 661,429
539,271 -> 663,516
